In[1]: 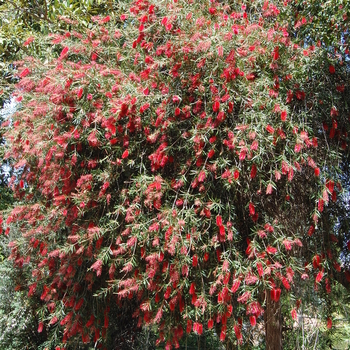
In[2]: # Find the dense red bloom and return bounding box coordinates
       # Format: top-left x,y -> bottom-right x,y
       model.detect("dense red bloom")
6,1 -> 348,348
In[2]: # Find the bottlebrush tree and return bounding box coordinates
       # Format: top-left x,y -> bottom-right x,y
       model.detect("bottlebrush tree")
2,0 -> 350,349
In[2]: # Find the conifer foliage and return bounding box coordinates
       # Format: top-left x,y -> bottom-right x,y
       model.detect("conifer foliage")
2,0 -> 350,348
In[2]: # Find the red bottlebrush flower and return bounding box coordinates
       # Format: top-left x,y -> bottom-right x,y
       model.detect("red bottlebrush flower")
313,255 -> 321,268
266,183 -> 273,194
119,103 -> 128,118
266,124 -> 274,134
208,319 -> 214,329
237,291 -> 251,304
74,298 -> 84,311
38,321 -> 44,333
192,255 -> 198,267
249,315 -> 256,327
212,101 -> 220,112
257,262 -> 264,277
91,259 -> 103,277
283,239 -> 293,250
198,170 -> 206,182
282,277 -> 291,290
314,167 -> 320,177
77,88 -> 83,99
281,110 -> 287,121
91,52 -> 98,61
217,46 -> 224,57
216,215 -> 223,226
155,293 -> 160,303
59,46 -> 69,60
266,246 -> 277,254
264,224 -> 274,233
122,149 -> 129,159
23,36 -> 35,46
327,317 -> 332,329
209,135 -> 217,144
82,332 -> 90,344
316,269 -> 324,283
208,149 -> 215,158
88,130 -> 100,148
295,90 -> 306,100
249,202 -> 255,216
19,68 -> 30,78
233,169 -> 239,180
186,319 -> 192,334
204,252 -> 209,261
271,288 -> 281,302
273,46 -> 279,60
318,198 -> 324,212
250,164 -> 257,179
231,279 -> 241,293
218,225 -> 225,241
239,149 -> 247,160
86,314 -> 95,328
101,15 -> 111,23
336,84 -> 345,92
250,140 -> 258,151
216,248 -> 222,262
189,282 -> 196,295
164,286 -> 171,299
294,144 -> 302,153
234,324 -> 242,343
246,73 -> 256,81
329,65 -> 335,74
326,180 -> 335,192
193,322 -> 203,335
291,308 -> 297,321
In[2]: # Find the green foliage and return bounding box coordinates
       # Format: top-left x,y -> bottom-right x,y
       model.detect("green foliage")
0,0 -> 116,101
0,252 -> 44,349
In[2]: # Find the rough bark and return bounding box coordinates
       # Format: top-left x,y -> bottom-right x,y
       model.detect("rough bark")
265,292 -> 282,350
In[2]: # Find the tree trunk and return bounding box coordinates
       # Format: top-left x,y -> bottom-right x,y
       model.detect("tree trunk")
265,291 -> 282,350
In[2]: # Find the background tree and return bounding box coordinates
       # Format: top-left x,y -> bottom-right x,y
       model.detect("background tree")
1,1 -> 350,349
